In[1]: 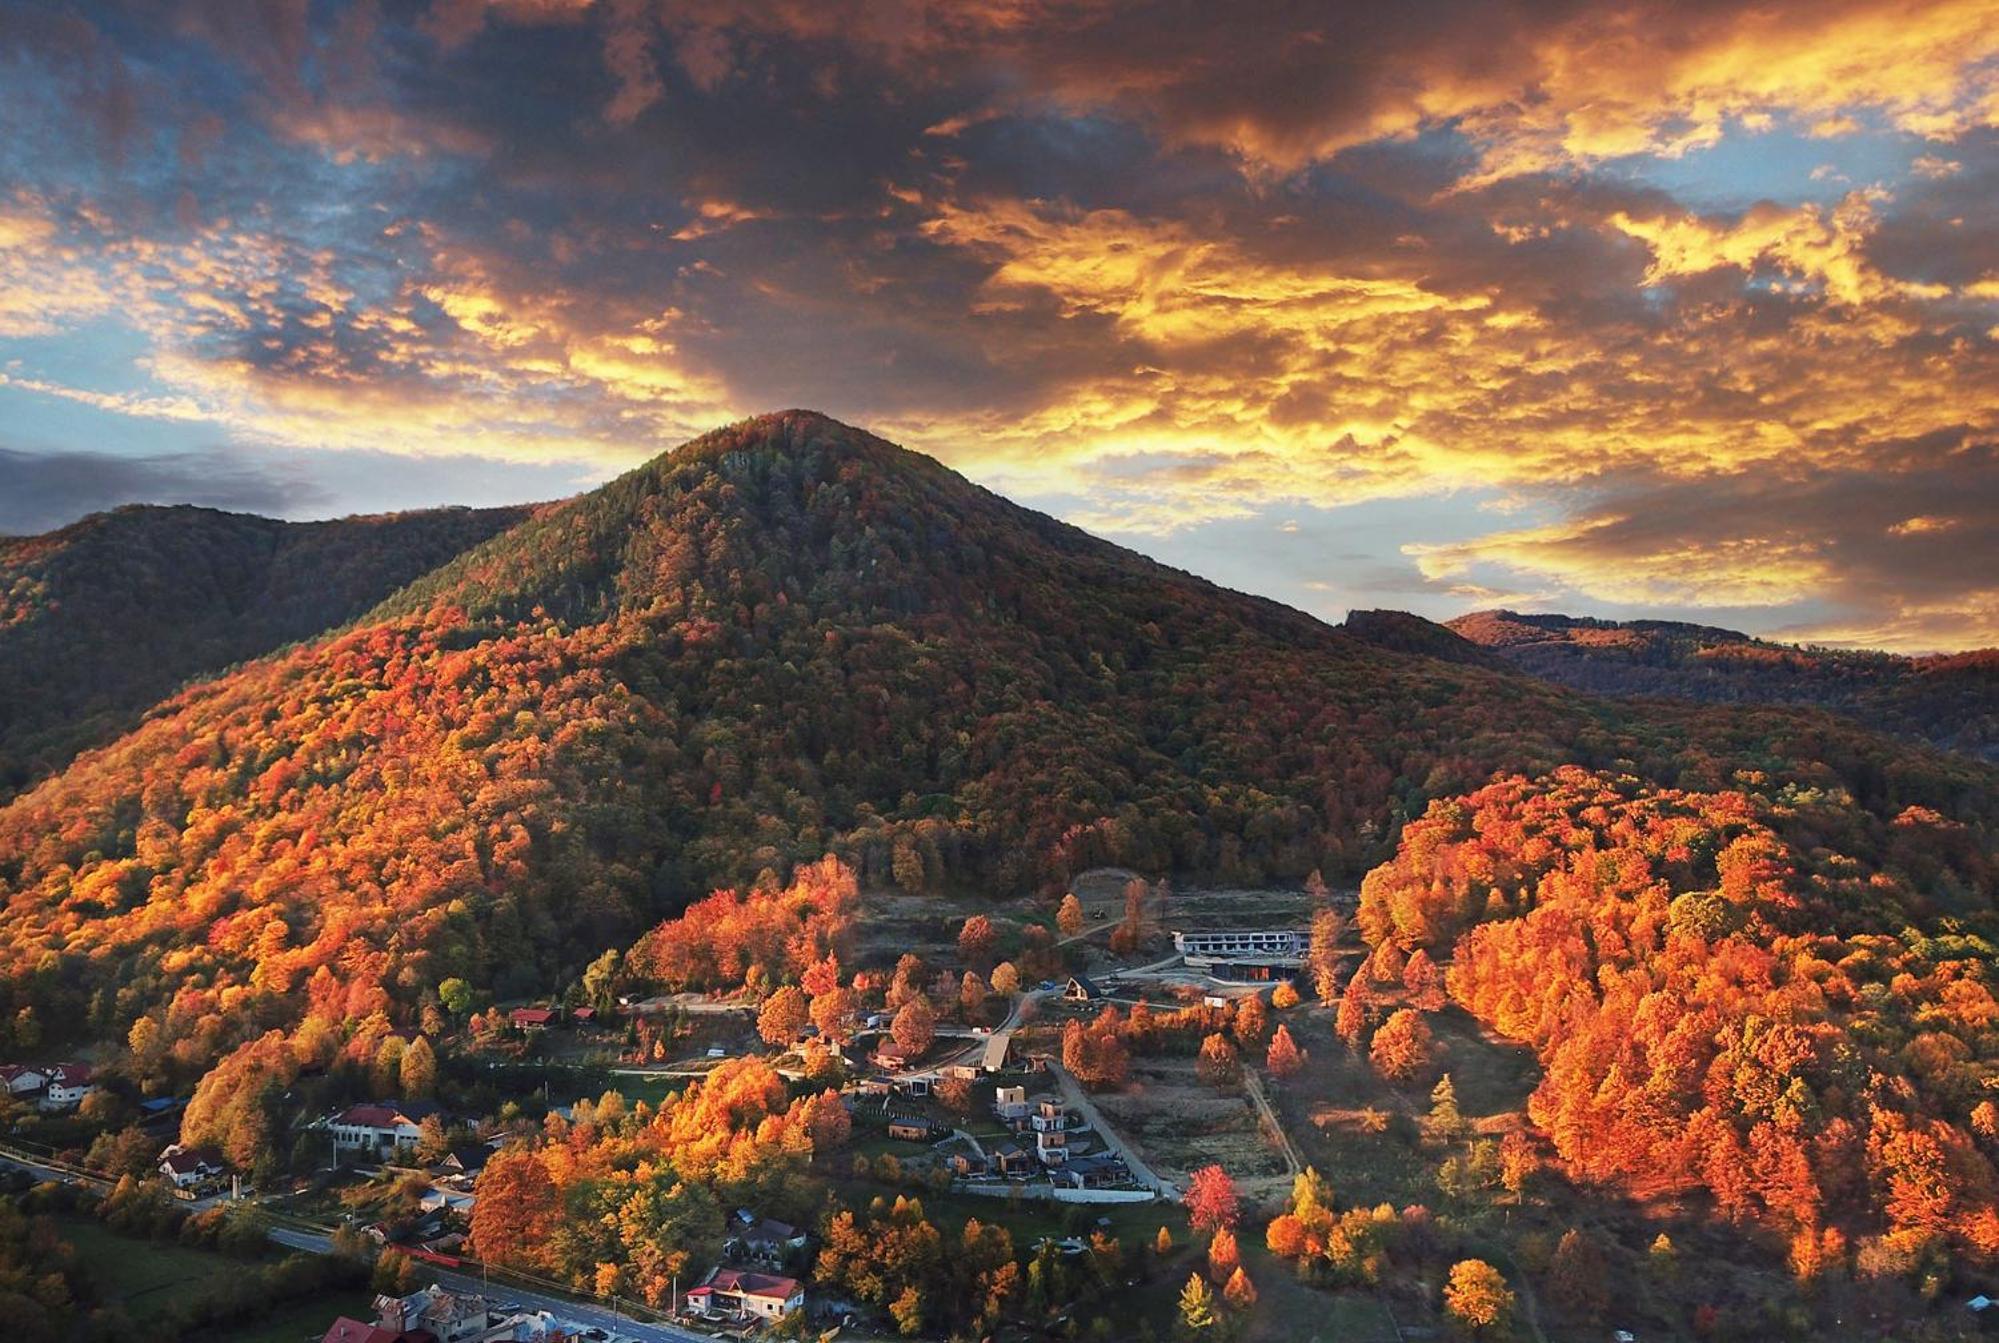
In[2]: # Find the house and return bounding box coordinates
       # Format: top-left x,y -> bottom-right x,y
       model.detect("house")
991,1141 -> 1034,1176
430,1146 -> 489,1177
41,1063 -> 93,1109
375,1285 -> 491,1343
327,1101 -> 444,1158
418,1184 -> 476,1216
569,1006 -> 596,1025
509,1006 -> 557,1031
320,1318 -> 401,1343
858,1075 -> 895,1099
138,1096 -> 186,1122
993,1085 -> 1030,1122
1064,976 -> 1103,1002
158,1144 -> 225,1190
948,1148 -> 990,1177
685,1268 -> 805,1322
871,1041 -> 912,1070
1035,1128 -> 1070,1164
0,1065 -> 46,1097
943,1063 -> 979,1081
1031,1099 -> 1069,1132
729,1209 -> 808,1263
887,1117 -> 935,1142
1054,1153 -> 1130,1189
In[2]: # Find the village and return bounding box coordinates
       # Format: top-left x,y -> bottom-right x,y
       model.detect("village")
0,871 -> 1353,1342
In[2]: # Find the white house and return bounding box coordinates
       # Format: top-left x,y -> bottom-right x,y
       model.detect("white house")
158,1143 -> 225,1190
993,1085 -> 1030,1122
327,1101 -> 443,1158
0,1065 -> 47,1097
685,1268 -> 804,1322
41,1063 -> 94,1109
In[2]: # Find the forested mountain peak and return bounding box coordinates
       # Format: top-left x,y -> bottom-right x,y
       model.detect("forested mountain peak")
368,409 -> 1338,647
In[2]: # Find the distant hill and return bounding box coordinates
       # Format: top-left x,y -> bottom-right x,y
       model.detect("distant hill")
1449,609 -> 1999,763
1339,609 -> 1504,669
0,502 -> 535,795
0,412 -> 1989,1070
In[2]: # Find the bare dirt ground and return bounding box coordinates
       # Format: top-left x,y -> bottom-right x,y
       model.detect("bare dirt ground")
1089,1056 -> 1292,1186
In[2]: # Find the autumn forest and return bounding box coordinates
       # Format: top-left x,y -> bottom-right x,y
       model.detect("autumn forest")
0,412 -> 1992,1341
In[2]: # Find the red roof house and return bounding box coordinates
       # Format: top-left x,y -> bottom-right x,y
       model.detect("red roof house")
685,1268 -> 805,1321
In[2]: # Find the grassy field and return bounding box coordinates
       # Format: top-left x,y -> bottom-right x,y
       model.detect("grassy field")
212,1290 -> 378,1343
1093,1056 -> 1290,1187
59,1217 -> 249,1315
58,1216 -> 371,1341
1240,1239 -> 1402,1343
827,1172 -> 1185,1252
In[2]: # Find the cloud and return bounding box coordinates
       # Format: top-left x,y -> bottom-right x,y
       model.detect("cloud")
0,0 -> 1994,649
1610,190 -> 1951,305
569,0 -> 1999,183
0,445 -> 326,536
1402,431 -> 1999,649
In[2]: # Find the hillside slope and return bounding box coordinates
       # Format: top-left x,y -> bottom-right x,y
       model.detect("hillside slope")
1451,609 -> 1999,763
0,502 -> 535,795
0,412 -> 1989,1071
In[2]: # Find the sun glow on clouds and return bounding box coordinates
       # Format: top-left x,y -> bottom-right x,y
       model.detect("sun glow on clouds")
0,0 -> 1995,649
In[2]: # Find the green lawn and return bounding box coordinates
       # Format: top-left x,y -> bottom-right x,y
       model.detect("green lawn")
59,1217 -> 368,1341
59,1217 -> 249,1314
213,1290 -> 378,1343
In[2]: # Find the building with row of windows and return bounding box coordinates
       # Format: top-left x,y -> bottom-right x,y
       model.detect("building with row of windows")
1171,928 -> 1308,959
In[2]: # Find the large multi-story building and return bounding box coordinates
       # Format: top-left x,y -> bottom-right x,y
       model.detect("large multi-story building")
1172,928 -> 1308,959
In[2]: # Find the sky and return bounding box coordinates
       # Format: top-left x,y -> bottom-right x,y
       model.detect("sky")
0,2 -> 1994,651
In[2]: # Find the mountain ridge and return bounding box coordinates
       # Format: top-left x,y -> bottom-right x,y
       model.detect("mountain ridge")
0,499 -> 537,796
0,412 -> 1989,1079
1451,607 -> 1999,762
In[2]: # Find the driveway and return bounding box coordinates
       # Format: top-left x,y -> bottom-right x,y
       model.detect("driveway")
1047,1061 -> 1178,1200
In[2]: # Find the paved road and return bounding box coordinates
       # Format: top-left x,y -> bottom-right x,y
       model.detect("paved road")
893,987 -> 1048,1083
0,1143 -> 251,1212
0,1148 -> 110,1193
269,1227 -> 713,1343
1046,1060 -> 1177,1200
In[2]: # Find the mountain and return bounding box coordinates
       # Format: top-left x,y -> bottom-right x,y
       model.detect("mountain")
0,412 -> 1990,1072
1339,608 -> 1504,669
0,502 -> 535,797
1449,608 -> 1999,763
